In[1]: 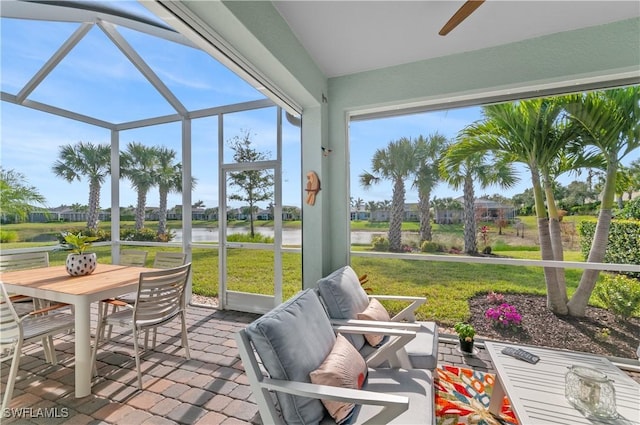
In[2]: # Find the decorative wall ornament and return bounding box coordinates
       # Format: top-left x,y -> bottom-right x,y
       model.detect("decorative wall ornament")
305,171 -> 321,206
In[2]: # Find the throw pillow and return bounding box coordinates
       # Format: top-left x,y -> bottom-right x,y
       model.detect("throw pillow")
309,333 -> 368,423
357,298 -> 391,346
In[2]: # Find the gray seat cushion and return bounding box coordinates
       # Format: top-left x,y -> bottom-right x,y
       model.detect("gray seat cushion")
246,289 -> 336,425
406,321 -> 439,370
317,266 -> 369,350
319,368 -> 434,424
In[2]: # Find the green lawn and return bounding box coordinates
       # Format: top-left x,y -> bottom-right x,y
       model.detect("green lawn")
7,243 -> 593,326
1,216 -> 600,326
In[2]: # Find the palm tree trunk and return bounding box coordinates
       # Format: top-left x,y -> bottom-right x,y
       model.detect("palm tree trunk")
158,188 -> 168,236
418,190 -> 432,243
532,169 -> 567,315
135,190 -> 147,231
87,180 -> 101,231
543,176 -> 567,303
463,174 -> 477,254
388,179 -> 405,252
567,164 -> 617,316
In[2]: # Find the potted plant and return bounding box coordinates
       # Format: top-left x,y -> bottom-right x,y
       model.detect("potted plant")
60,232 -> 99,276
454,322 -> 476,354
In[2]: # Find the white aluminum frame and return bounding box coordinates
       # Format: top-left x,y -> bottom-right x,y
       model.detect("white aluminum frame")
218,108 -> 284,313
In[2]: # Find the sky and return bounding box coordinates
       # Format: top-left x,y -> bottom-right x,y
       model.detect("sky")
1,2 -> 638,212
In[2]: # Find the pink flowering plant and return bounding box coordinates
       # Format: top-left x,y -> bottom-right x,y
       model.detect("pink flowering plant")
486,291 -> 505,304
485,303 -> 522,329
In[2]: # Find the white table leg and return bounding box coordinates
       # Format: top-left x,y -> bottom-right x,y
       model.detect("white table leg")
489,375 -> 506,415
74,301 -> 91,397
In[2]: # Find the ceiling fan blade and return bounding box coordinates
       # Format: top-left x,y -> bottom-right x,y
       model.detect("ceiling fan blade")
439,0 -> 485,36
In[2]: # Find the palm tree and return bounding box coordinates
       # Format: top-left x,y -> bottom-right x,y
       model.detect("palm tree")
563,86 -> 640,316
155,147 -> 183,237
360,138 -> 417,252
441,148 -> 516,254
52,142 -> 110,230
0,167 -> 47,223
365,200 -> 378,222
121,142 -> 158,231
413,133 -> 448,243
450,98 -> 572,314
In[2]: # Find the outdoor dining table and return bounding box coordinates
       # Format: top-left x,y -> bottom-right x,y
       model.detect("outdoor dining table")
0,263 -> 151,398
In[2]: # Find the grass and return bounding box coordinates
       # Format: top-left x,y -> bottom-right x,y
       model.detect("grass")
10,242 -> 589,326
2,215 -> 601,326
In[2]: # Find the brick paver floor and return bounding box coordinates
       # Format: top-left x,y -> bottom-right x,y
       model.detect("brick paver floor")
1,303 -> 636,424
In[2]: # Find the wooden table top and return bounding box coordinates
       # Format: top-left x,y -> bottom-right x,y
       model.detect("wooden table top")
0,264 -> 149,296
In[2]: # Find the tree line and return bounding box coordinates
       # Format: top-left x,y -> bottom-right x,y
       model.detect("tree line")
49,141 -> 193,238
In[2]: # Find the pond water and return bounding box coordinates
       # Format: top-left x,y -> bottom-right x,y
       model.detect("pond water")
173,227 -> 381,245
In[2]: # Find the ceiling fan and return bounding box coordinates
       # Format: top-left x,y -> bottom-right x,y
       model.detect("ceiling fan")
439,0 -> 485,36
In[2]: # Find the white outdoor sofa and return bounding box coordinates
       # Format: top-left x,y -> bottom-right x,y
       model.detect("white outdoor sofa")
236,289 -> 435,424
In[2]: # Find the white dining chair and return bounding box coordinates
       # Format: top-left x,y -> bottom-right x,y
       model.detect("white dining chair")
119,249 -> 148,267
0,282 -> 75,410
152,252 -> 187,269
0,252 -> 51,315
0,252 -> 70,363
91,263 -> 192,389
100,250 -> 185,343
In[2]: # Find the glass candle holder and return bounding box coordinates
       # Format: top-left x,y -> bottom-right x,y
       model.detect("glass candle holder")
565,365 -> 617,419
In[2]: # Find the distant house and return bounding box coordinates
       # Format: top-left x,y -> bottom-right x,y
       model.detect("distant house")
433,208 -> 463,224
434,198 -> 515,224
365,203 -> 419,222
473,199 -> 516,222
350,209 -> 369,221
367,198 -> 516,224
25,205 -> 111,223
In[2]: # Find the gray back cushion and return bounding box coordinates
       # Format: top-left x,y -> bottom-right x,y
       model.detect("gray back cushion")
246,289 -> 336,425
317,266 -> 370,350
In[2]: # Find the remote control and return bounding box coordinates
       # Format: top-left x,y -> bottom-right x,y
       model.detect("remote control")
501,347 -> 540,364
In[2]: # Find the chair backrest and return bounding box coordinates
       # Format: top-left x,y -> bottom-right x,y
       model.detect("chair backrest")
244,289 -> 337,424
0,252 -> 49,272
0,283 -> 23,361
153,252 -> 186,269
133,263 -> 191,325
119,250 -> 148,267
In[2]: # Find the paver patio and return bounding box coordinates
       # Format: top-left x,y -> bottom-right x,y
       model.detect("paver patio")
1,303 -> 636,424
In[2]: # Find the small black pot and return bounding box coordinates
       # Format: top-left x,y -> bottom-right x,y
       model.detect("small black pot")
459,338 -> 475,354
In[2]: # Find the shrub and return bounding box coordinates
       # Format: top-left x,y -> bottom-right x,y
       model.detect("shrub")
579,220 -> 640,278
592,274 -> 640,320
619,197 -> 640,220
0,230 -> 19,243
227,232 -> 274,243
120,228 -> 173,242
421,241 -> 444,253
57,228 -> 110,243
371,236 -> 389,251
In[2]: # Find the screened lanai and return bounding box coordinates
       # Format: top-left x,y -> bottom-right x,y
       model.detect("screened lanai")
1,0 -> 303,312
3,0 -> 640,290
